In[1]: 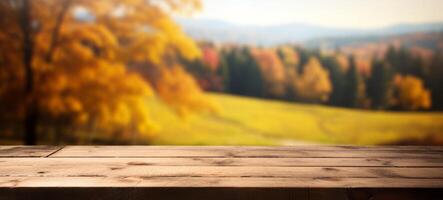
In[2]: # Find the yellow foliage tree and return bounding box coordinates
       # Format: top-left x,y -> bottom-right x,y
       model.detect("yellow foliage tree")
278,46 -> 299,68
394,75 -> 432,110
0,0 -> 209,144
293,57 -> 332,103
155,66 -> 217,117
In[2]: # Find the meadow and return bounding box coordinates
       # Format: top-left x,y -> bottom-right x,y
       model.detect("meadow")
2,93 -> 443,146
146,93 -> 443,146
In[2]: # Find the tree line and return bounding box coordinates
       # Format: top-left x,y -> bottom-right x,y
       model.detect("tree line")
185,43 -> 443,111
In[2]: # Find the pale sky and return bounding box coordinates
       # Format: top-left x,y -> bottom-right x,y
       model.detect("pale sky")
194,0 -> 443,29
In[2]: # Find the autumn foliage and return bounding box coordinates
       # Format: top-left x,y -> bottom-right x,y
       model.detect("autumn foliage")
251,49 -> 286,98
185,43 -> 438,111
394,75 -> 431,110
293,57 -> 332,102
0,0 -> 214,144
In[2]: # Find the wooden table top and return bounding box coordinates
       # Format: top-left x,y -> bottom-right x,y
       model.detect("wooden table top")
1,145 -> 443,188
1,146 -> 443,199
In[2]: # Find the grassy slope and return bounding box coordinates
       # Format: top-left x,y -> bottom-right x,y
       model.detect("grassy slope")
148,93 -> 443,146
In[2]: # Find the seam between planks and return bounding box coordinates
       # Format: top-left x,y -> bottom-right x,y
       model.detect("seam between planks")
48,156 -> 443,159
45,146 -> 65,158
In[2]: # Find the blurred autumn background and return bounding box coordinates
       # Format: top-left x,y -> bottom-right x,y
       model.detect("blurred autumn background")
1,0 -> 443,145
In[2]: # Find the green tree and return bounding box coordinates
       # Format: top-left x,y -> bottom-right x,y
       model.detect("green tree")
385,46 -> 426,78
321,56 -> 345,106
226,47 -> 264,97
428,51 -> 443,110
217,51 -> 230,92
294,48 -> 312,73
367,60 -> 395,109
343,57 -> 360,108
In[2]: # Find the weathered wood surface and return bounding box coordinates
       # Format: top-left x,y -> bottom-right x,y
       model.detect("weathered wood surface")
53,146 -> 443,158
0,146 -> 442,200
0,146 -> 61,157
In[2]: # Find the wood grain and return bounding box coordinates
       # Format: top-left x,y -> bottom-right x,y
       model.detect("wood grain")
2,161 -> 443,179
0,146 -> 442,199
52,146 -> 443,158
1,157 -> 443,167
0,146 -> 61,157
0,176 -> 443,188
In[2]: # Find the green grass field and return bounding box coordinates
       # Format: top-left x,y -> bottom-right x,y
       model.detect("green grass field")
3,93 -> 441,145
147,93 -> 443,146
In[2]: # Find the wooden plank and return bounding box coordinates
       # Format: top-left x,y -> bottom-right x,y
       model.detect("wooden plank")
2,157 -> 443,167
51,145 -> 443,152
1,163 -> 443,179
0,146 -> 62,157
51,146 -> 443,158
0,176 -> 442,188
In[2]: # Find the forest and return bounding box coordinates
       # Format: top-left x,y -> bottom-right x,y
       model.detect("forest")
183,43 -> 442,111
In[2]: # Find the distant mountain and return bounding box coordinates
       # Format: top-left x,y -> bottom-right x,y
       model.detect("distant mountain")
304,31 -> 443,50
176,18 -> 443,46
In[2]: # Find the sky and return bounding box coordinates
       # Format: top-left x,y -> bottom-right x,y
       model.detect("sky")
193,0 -> 443,29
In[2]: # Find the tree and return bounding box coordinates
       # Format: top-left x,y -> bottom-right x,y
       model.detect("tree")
0,0 -> 209,144
335,53 -> 350,72
367,60 -> 395,109
155,66 -> 216,116
202,46 -> 220,72
293,57 -> 332,103
321,56 -> 345,106
277,46 -> 299,68
393,75 -> 431,110
428,51 -> 443,110
385,46 -> 426,78
295,48 -> 315,73
277,46 -> 300,100
217,50 -> 230,92
181,44 -> 224,92
343,57 -> 361,108
251,48 -> 286,98
226,47 -> 264,97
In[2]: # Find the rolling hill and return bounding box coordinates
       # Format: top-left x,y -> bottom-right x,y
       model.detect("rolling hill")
147,93 -> 443,146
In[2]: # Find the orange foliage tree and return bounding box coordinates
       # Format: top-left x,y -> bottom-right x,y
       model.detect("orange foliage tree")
394,75 -> 432,110
251,48 -> 286,98
0,0 -> 212,144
